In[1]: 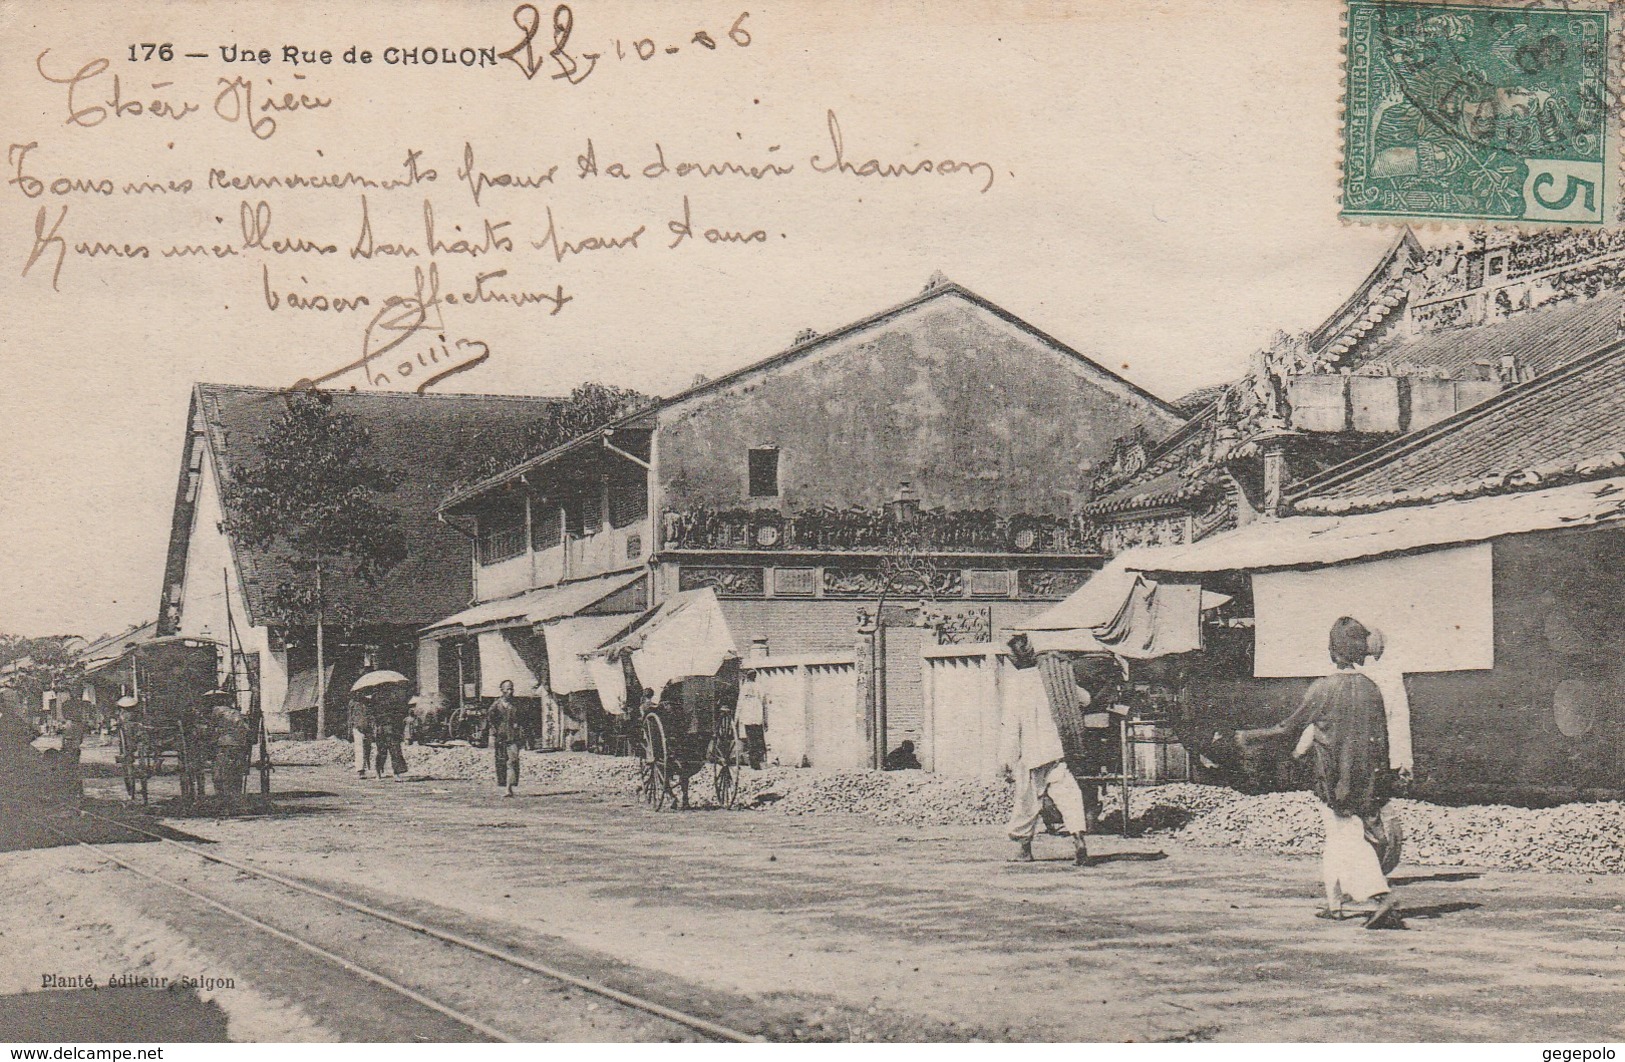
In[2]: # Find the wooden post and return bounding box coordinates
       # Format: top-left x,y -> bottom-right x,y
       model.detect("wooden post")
315,564 -> 326,738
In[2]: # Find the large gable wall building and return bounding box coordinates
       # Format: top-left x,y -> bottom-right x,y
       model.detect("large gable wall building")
432,277 -> 1186,771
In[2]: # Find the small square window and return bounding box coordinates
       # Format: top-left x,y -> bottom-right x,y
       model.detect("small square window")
748,448 -> 779,498
1487,254 -> 1507,278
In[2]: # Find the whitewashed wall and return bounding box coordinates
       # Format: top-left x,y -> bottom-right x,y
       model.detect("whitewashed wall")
750,654 -> 862,768
920,645 -> 1009,781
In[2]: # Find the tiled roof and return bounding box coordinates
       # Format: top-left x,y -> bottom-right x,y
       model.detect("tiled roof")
1292,339 -> 1625,514
194,385 -> 564,628
1353,289 -> 1625,378
1088,465 -> 1224,515
1171,383 -> 1227,416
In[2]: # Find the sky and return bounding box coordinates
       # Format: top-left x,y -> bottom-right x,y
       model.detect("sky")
0,0 -> 1417,638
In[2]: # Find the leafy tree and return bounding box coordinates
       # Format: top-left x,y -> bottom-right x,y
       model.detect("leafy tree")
223,391 -> 408,736
463,382 -> 655,485
1,635 -> 85,723
0,633 -> 29,669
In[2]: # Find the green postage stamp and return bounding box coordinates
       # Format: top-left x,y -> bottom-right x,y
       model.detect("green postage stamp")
1344,1 -> 1612,224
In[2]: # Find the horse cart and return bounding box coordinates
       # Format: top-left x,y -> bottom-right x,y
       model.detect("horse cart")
110,636 -> 269,804
637,672 -> 742,811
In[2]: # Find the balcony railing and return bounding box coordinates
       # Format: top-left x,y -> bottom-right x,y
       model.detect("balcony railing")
476,524 -> 526,566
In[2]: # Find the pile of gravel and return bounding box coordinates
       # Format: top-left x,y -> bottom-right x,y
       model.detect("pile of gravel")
266,740 -> 1625,874
739,769 -> 1013,825
1170,788 -> 1625,876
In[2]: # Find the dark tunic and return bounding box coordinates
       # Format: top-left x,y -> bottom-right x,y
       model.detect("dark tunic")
1277,671 -> 1389,818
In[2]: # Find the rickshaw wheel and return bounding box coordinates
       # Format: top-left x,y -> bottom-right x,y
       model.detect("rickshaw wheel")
712,719 -> 740,809
640,713 -> 669,811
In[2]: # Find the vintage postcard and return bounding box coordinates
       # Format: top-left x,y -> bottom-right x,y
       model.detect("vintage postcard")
2,0 -> 1624,1050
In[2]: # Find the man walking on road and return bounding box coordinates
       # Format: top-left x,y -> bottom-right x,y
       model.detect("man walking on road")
489,679 -> 523,797
348,690 -> 373,779
1001,634 -> 1090,867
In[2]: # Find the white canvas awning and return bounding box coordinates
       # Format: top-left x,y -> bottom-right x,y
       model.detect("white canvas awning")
420,571 -> 642,635
1017,557 -> 1227,659
1123,475 -> 1625,575
588,587 -> 738,696
542,614 -> 637,695
280,663 -> 335,714
1252,543 -> 1494,677
476,628 -> 550,698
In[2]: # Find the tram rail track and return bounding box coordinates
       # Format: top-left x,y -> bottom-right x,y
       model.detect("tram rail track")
27,805 -> 761,1044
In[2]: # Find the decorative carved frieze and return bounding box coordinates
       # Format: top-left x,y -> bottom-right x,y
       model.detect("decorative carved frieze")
1191,492 -> 1236,540
824,566 -> 964,598
1097,513 -> 1190,556
663,507 -> 1093,554
1017,568 -> 1090,600
920,605 -> 993,645
678,566 -> 765,597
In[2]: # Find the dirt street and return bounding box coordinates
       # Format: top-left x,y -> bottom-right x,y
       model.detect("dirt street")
8,748 -> 1625,1042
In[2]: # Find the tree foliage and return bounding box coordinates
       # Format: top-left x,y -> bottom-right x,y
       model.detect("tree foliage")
462,382 -> 655,486
0,635 -> 85,706
222,391 -> 408,624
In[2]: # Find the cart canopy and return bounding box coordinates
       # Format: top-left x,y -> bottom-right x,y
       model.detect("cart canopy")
588,588 -> 738,697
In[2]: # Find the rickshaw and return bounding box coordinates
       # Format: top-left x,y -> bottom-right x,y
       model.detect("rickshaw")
110,636 -> 269,804
638,667 -> 743,811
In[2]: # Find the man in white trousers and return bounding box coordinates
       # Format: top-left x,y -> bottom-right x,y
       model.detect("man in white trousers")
1002,634 -> 1091,867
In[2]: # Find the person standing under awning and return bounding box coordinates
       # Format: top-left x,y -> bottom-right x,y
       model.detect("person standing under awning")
347,690 -> 373,779
1001,635 -> 1091,867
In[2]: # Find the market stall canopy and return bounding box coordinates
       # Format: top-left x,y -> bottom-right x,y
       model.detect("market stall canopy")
587,655 -> 630,716
1120,475 -> 1625,575
1018,558 -> 1140,632
542,615 -> 637,695
419,571 -> 643,635
588,587 -> 738,696
1017,557 -> 1228,659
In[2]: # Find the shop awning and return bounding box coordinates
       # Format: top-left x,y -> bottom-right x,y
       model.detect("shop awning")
1122,475 -> 1625,575
280,663 -> 335,714
476,629 -> 549,698
587,587 -> 738,696
542,615 -> 636,695
420,571 -> 643,635
1017,557 -> 1227,659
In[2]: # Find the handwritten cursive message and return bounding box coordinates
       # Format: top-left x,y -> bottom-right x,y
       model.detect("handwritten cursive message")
7,4 -> 1006,393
